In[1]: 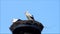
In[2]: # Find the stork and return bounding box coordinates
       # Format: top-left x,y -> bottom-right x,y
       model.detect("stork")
25,11 -> 34,20
12,18 -> 21,23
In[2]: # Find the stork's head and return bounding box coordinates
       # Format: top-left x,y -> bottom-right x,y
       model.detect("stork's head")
25,11 -> 32,16
25,11 -> 29,15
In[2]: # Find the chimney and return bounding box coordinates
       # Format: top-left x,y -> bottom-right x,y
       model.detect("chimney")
9,19 -> 44,34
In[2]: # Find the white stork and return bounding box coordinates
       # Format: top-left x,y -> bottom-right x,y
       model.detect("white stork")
12,18 -> 18,23
25,11 -> 34,20
12,18 -> 21,23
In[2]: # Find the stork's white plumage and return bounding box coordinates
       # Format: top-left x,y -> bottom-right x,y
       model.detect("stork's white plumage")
12,18 -> 18,23
25,11 -> 34,20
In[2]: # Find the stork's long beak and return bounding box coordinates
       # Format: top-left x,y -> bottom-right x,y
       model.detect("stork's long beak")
25,11 -> 28,14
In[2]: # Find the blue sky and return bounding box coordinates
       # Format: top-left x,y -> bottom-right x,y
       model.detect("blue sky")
0,0 -> 60,34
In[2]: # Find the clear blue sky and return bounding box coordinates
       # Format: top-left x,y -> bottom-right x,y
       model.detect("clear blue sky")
0,0 -> 60,34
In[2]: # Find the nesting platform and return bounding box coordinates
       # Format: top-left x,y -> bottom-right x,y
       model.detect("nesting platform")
9,20 -> 44,34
